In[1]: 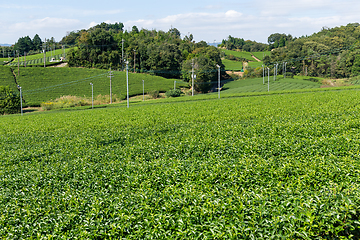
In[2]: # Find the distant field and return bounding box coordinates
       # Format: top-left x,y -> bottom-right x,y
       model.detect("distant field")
222,59 -> 243,71
252,51 -> 271,60
15,68 -> 187,106
222,76 -> 322,94
221,49 -> 255,61
248,61 -> 263,68
220,49 -> 267,69
0,58 -> 11,66
8,48 -> 73,66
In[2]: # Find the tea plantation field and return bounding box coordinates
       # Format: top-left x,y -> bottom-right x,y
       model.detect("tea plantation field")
11,67 -> 186,106
1,90 -> 359,238
222,76 -> 322,93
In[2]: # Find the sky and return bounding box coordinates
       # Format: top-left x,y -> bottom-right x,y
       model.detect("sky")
1,0 -> 360,45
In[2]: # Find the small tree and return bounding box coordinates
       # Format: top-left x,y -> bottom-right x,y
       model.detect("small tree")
0,86 -> 20,115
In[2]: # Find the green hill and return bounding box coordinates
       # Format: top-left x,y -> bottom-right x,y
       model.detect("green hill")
7,48 -> 73,66
14,67 -> 187,106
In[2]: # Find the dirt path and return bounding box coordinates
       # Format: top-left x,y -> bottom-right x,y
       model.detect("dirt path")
251,55 -> 261,62
51,62 -> 68,67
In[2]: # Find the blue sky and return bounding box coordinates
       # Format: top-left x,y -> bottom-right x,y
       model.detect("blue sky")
1,0 -> 360,44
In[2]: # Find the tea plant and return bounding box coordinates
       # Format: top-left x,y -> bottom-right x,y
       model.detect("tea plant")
0,90 -> 359,238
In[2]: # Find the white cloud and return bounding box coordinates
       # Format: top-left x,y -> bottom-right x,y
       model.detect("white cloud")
1,17 -> 83,43
12,17 -> 81,31
123,7 -> 360,43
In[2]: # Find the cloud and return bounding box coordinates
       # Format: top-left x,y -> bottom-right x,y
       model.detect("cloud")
79,9 -> 124,16
123,7 -> 360,43
11,17 -> 81,31
1,17 -> 83,42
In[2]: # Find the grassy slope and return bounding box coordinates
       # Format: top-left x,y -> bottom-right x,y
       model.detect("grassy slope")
221,49 -> 255,61
0,90 -> 359,238
0,66 -> 17,91
252,51 -> 271,60
222,59 -> 243,71
220,49 -> 268,70
16,67 -> 187,106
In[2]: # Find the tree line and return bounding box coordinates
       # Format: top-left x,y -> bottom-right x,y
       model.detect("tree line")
264,23 -> 360,78
64,22 -> 224,93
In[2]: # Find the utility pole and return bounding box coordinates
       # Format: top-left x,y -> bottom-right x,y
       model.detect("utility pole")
273,64 -> 275,81
90,83 -> 93,109
217,64 -> 220,99
262,65 -> 264,84
133,49 -> 136,73
121,39 -> 125,70
17,51 -> 19,76
267,67 -> 270,92
142,80 -> 145,101
284,62 -> 287,78
174,80 -> 176,90
108,67 -> 113,104
192,59 -> 195,96
43,38 -> 46,67
18,85 -> 22,116
126,60 -> 129,108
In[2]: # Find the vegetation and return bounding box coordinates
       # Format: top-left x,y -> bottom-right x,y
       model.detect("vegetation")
1,90 -> 360,238
64,22 -> 224,92
265,23 -> 360,78
0,86 -> 20,114
222,59 -> 243,71
222,76 -> 322,94
219,35 -> 268,51
13,67 -> 187,106
165,89 -> 182,97
0,66 -> 17,91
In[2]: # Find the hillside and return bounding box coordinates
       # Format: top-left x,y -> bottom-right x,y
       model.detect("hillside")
12,67 -> 187,106
1,90 -> 359,238
266,23 -> 360,78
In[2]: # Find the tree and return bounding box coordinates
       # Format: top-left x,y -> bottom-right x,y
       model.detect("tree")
132,26 -> 139,34
32,34 -> 42,51
0,86 -> 20,115
182,55 -> 217,93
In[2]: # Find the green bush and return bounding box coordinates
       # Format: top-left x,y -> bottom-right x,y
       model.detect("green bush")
148,90 -> 160,99
0,86 -> 20,115
165,89 -> 182,97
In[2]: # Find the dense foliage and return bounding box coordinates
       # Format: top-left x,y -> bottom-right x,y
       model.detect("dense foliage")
65,22 -> 224,92
266,23 -> 360,78
0,90 -> 360,238
219,35 -> 268,52
0,85 -> 20,114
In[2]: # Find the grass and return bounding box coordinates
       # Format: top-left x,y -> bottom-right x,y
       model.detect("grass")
252,51 -> 271,60
221,49 -> 255,61
222,59 -> 243,71
1,90 -> 360,238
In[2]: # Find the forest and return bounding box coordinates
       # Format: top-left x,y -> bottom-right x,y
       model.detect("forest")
4,22 -> 360,81
61,23 -> 224,93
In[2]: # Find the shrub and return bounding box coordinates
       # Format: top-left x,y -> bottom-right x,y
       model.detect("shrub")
148,90 -> 160,99
0,86 -> 20,115
165,89 -> 182,98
